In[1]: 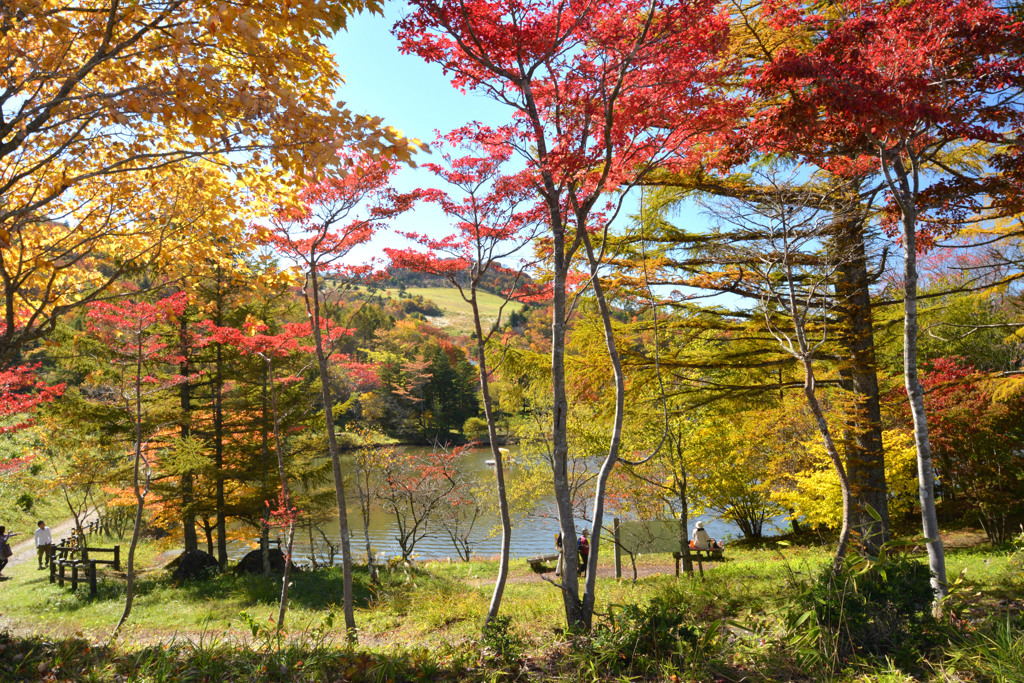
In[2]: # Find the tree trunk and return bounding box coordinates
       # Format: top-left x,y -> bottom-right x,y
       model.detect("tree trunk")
579,230 -> 627,631
112,342 -> 147,640
214,341 -> 227,569
881,148 -> 947,601
472,295 -> 512,629
306,267 -> 357,640
549,213 -> 585,630
261,367 -> 272,577
266,357 -> 296,634
802,358 -> 852,569
179,313 -> 198,554
833,218 -> 889,554
901,209 -> 947,599
673,435 -> 693,576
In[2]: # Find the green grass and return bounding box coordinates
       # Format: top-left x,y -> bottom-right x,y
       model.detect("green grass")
0,457 -> 70,535
0,536 -> 1021,681
388,287 -> 524,335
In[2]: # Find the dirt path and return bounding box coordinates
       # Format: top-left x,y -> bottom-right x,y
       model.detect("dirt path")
465,555 -> 719,587
2,509 -> 99,573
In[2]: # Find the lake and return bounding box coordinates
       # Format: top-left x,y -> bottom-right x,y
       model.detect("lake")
264,446 -> 783,564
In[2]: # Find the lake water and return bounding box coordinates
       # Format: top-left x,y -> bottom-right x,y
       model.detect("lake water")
265,446 -> 782,564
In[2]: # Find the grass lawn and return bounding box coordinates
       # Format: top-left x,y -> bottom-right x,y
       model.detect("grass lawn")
0,533 -> 1021,681
384,287 -> 524,335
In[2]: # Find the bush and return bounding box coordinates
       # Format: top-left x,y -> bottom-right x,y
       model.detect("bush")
15,492 -> 33,512
481,615 -> 526,666
1009,528 -> 1024,576
462,417 -> 488,440
806,552 -> 938,666
573,587 -> 722,680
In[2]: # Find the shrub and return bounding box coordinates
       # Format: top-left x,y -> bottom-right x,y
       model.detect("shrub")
572,586 -> 722,680
1009,528 -> 1024,576
462,417 -> 488,440
806,552 -> 938,666
481,614 -> 526,666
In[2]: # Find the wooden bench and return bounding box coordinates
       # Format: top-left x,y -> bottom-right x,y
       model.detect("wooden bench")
673,547 -> 724,576
525,553 -> 561,572
49,542 -> 120,596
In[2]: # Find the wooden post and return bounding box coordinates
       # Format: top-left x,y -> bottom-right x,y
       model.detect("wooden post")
89,562 -> 97,597
49,559 -> 56,584
71,563 -> 78,591
113,545 -> 121,571
613,518 -> 622,580
58,563 -> 65,587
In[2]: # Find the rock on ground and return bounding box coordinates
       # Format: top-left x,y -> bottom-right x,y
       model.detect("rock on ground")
170,550 -> 220,582
233,548 -> 298,576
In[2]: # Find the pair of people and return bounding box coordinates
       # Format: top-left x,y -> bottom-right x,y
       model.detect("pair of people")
554,528 -> 590,577
0,521 -> 52,576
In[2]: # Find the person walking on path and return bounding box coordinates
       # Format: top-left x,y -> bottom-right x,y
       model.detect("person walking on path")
0,526 -> 22,577
34,521 -> 52,570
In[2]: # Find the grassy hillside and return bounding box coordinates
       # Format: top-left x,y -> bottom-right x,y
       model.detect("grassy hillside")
392,287 -> 525,335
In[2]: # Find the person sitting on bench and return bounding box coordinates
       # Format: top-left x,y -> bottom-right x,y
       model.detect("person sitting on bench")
691,521 -> 717,551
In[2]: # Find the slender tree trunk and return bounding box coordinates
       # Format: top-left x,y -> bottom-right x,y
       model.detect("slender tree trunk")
214,342 -> 227,568
306,268 -> 357,639
833,219 -> 889,554
579,231 -> 627,630
213,276 -> 228,569
179,313 -> 198,554
549,215 -> 584,629
266,358 -> 296,634
901,209 -> 947,599
801,358 -> 852,569
471,296 -> 512,628
361,483 -> 376,583
673,434 -> 693,576
881,149 -> 947,601
112,343 -> 147,640
261,367 -> 272,577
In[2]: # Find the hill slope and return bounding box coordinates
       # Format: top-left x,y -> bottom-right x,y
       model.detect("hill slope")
394,287 -> 524,335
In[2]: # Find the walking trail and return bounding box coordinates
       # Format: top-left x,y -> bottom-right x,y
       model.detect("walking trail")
1,509 -> 99,575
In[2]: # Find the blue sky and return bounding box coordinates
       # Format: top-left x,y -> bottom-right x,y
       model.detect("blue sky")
325,6 -> 508,263
329,6 -> 506,145
323,5 -> 691,280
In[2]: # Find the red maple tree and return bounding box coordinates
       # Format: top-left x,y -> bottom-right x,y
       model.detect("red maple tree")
396,0 -> 737,629
0,364 -> 64,438
86,292 -> 189,637
386,135 -> 540,621
265,162 -> 412,638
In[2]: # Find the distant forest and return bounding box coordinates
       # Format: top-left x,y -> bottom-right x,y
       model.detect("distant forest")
379,265 -> 532,296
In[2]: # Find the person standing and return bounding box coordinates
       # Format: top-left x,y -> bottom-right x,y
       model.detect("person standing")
578,528 -> 590,577
35,520 -> 53,570
555,532 -> 564,577
0,526 -> 21,576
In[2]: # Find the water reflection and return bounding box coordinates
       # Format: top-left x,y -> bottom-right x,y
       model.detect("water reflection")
240,446 -> 779,564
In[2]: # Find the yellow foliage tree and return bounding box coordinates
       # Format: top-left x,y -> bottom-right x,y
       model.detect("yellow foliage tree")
771,429 -> 917,531
0,0 -> 420,366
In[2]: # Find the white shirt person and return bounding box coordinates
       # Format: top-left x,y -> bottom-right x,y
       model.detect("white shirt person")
34,521 -> 53,569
